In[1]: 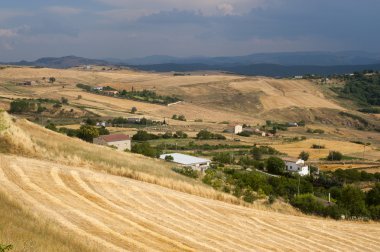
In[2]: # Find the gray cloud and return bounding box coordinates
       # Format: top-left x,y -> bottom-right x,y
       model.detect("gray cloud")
0,0 -> 379,61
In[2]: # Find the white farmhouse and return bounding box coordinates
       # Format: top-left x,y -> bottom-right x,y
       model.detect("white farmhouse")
226,125 -> 243,134
284,159 -> 310,176
93,134 -> 131,151
160,153 -> 211,171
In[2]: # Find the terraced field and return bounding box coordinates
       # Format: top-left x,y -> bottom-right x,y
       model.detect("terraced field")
1,154 -> 379,251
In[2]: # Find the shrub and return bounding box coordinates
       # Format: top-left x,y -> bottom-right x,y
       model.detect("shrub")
251,146 -> 262,160
0,244 -> 13,252
165,155 -> 174,161
131,107 -> 137,114
291,194 -> 325,215
327,151 -> 343,161
61,97 -> 68,104
131,142 -> 161,158
213,152 -> 235,164
9,100 -> 36,113
45,123 -> 57,132
196,130 -> 226,140
366,183 -> 380,206
311,144 -> 325,149
298,151 -> 310,161
174,131 -> 188,138
339,186 -> 368,217
266,157 -> 285,175
98,126 -> 110,136
178,115 -> 186,121
237,131 -> 253,137
132,130 -> 159,141
77,125 -> 99,142
268,194 -> 276,204
172,167 -> 199,178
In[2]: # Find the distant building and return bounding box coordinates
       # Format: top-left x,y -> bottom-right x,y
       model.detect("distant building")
93,134 -> 131,151
92,86 -> 103,91
294,76 -> 303,79
127,118 -> 141,124
96,121 -> 106,127
17,81 -> 34,86
103,90 -> 119,96
287,122 -> 299,127
226,125 -> 243,134
160,153 -> 211,171
284,159 -> 310,176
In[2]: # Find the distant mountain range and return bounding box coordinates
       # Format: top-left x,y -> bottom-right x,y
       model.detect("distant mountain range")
7,56 -> 110,69
2,51 -> 380,77
123,51 -> 380,66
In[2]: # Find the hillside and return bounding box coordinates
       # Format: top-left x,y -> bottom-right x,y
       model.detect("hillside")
1,112 -> 380,251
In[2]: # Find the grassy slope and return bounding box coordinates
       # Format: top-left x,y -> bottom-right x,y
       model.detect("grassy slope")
0,111 -> 241,204
0,190 -> 96,252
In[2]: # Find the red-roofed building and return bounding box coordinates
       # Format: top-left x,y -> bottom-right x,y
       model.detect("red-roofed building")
93,134 -> 131,151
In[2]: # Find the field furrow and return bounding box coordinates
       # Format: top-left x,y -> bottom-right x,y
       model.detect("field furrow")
1,154 -> 379,251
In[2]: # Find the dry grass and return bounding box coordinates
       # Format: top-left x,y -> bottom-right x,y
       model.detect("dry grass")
0,111 -> 241,205
319,163 -> 380,172
0,184 -> 96,251
271,138 -> 372,160
1,154 -> 379,251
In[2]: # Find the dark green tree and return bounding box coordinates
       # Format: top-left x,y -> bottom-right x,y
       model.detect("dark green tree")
327,151 -> 343,161
77,125 -> 99,142
267,157 -> 285,175
298,151 -> 310,161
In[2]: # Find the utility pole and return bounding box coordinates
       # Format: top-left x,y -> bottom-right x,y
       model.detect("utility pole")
297,176 -> 300,195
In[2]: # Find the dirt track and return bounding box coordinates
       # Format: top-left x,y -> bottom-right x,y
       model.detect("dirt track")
1,155 -> 379,251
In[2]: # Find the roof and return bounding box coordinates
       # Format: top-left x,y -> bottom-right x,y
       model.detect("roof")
96,134 -> 130,143
160,153 -> 211,165
284,158 -> 306,165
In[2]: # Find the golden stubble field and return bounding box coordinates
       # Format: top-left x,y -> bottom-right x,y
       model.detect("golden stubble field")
1,154 -> 380,252
0,66 -> 344,121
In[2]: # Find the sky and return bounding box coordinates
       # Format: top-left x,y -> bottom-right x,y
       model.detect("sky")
0,0 -> 379,61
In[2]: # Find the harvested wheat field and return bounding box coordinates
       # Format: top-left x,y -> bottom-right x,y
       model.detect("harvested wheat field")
228,78 -> 343,111
1,155 -> 380,252
271,138 -> 374,160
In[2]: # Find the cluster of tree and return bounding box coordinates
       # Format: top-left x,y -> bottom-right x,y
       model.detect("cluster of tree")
338,72 -> 380,106
326,151 -> 343,161
306,128 -> 325,134
251,145 -> 283,160
76,83 -> 181,105
161,131 -> 188,139
201,165 -> 380,220
119,89 -> 181,105
132,130 -> 188,142
292,184 -> 380,220
237,131 -> 253,137
358,107 -> 380,114
9,99 -> 36,113
172,167 -> 199,179
196,130 -> 226,140
132,130 -> 160,141
311,144 -> 325,149
171,114 -> 186,121
283,136 -> 307,143
45,122 -> 109,142
9,98 -> 69,114
131,142 -> 161,158
76,83 -> 92,91
110,117 -> 163,127
157,142 -> 251,151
